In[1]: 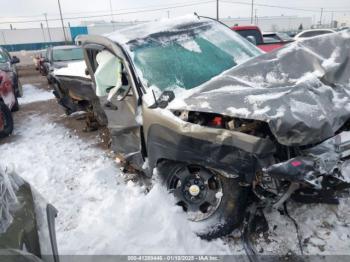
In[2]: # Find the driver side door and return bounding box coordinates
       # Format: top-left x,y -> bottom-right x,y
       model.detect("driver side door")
83,45 -> 143,169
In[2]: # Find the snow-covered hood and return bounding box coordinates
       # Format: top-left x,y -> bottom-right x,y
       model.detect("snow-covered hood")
54,60 -> 90,79
52,61 -> 70,69
169,30 -> 350,146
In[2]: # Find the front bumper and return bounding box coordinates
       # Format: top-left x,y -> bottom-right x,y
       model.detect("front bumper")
264,131 -> 350,188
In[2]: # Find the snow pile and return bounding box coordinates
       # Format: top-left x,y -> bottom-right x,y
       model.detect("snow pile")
179,40 -> 202,53
0,115 -> 230,255
19,84 -> 54,104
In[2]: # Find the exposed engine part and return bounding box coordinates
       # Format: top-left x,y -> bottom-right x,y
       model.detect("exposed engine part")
273,183 -> 299,209
264,131 -> 350,191
173,110 -> 272,139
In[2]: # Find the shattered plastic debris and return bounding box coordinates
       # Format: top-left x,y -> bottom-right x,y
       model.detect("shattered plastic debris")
0,167 -> 23,233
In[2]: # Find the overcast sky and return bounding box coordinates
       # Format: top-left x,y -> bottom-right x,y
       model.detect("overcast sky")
0,0 -> 350,29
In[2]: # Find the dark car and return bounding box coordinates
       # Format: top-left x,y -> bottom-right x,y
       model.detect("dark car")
0,47 -> 21,98
43,45 -> 84,84
0,168 -> 59,262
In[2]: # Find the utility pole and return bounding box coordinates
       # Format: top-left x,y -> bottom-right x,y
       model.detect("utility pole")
167,10 -> 170,19
109,0 -> 115,30
250,0 -> 254,24
216,0 -> 219,21
1,32 -> 6,45
43,13 -> 52,42
40,23 -> 46,42
254,9 -> 258,25
57,0 -> 68,43
330,11 -> 334,28
320,8 -> 324,26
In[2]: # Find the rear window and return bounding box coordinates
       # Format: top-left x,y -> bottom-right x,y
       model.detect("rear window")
234,29 -> 263,45
53,48 -> 84,62
300,30 -> 333,38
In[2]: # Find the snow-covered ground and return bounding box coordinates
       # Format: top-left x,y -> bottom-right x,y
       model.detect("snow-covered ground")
1,85 -> 350,256
19,84 -> 54,104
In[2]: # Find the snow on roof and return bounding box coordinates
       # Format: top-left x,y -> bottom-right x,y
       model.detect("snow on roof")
105,14 -> 212,44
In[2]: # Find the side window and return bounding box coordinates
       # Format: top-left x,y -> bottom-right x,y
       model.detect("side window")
4,50 -> 11,61
0,50 -> 7,63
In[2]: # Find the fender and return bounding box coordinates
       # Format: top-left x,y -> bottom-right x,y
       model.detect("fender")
147,124 -> 275,183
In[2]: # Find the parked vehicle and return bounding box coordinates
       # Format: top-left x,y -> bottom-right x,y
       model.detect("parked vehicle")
232,25 -> 291,52
0,99 -> 13,138
43,45 -> 84,84
0,69 -> 19,138
33,50 -> 47,75
262,32 -> 294,44
0,47 -> 22,98
294,29 -> 336,40
0,168 -> 60,262
56,16 -> 350,239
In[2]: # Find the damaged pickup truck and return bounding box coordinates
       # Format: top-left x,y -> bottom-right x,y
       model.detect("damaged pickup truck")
55,15 -> 350,239
0,167 -> 59,262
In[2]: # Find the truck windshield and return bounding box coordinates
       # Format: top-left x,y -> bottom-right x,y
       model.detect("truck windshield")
53,48 -> 84,62
128,21 -> 261,92
234,29 -> 264,45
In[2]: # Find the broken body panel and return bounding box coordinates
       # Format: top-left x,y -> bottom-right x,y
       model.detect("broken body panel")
0,168 -> 59,262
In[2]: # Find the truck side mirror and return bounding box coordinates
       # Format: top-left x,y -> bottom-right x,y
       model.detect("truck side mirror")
246,36 -> 257,45
11,56 -> 20,64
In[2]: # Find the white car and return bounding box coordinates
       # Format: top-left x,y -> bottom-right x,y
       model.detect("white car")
294,29 -> 336,40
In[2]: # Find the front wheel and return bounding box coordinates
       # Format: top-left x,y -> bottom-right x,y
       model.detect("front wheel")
11,95 -> 19,112
0,102 -> 14,138
157,161 -> 249,240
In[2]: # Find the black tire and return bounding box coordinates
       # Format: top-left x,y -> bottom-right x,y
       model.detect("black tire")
157,161 -> 249,240
0,102 -> 14,138
11,95 -> 19,112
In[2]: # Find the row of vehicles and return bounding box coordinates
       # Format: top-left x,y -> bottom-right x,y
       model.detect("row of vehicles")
3,16 -> 350,260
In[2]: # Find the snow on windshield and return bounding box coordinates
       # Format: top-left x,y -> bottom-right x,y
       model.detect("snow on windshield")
107,15 -> 260,97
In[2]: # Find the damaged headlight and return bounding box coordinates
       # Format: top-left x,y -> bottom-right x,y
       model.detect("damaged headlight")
173,110 -> 271,138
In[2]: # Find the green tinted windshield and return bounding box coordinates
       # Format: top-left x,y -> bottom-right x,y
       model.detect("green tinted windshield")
128,21 -> 261,91
53,48 -> 84,61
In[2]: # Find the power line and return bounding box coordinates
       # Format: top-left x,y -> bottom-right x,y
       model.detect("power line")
222,0 -> 350,13
0,0 -> 215,24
